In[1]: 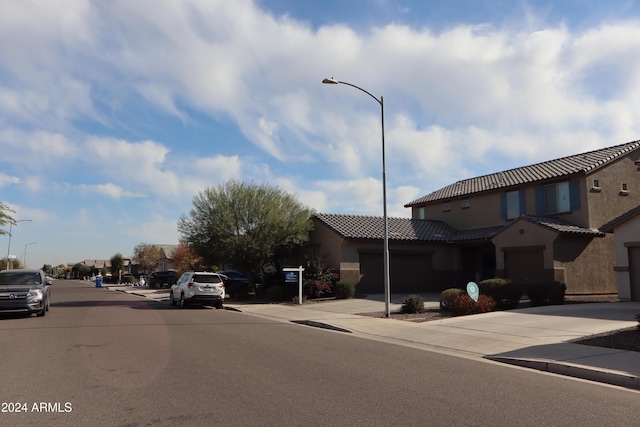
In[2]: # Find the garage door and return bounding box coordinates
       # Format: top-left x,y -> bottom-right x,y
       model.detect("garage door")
504,249 -> 548,282
358,252 -> 433,294
628,246 -> 640,302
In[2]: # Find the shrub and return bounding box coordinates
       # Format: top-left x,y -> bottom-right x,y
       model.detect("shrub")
401,294 -> 425,314
333,280 -> 356,299
121,275 -> 136,285
525,281 -> 566,306
478,278 -> 523,309
303,281 -> 333,298
451,294 -> 497,316
266,284 -> 286,302
302,256 -> 338,298
440,288 -> 465,310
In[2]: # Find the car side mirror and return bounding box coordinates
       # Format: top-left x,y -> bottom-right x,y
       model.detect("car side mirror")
46,279 -> 53,286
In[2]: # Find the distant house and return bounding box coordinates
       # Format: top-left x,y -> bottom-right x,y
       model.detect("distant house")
310,140 -> 640,299
80,257 -> 133,275
154,244 -> 179,271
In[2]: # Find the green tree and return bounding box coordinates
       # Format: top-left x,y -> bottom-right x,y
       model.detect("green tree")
0,202 -> 16,236
177,181 -> 314,278
170,242 -> 200,275
73,263 -> 91,279
1,257 -> 22,270
110,253 -> 125,283
132,243 -> 162,274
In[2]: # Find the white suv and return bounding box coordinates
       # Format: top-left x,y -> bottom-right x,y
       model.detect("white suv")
169,272 -> 225,309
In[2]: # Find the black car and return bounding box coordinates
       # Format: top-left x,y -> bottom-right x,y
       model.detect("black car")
217,270 -> 256,298
148,270 -> 178,288
0,269 -> 52,317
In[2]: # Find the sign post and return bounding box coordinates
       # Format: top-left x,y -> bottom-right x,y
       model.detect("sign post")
283,266 -> 305,305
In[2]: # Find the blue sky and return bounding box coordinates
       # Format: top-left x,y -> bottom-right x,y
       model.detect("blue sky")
3,0 -> 640,269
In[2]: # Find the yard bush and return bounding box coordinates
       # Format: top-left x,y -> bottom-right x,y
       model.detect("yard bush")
401,294 -> 425,314
333,280 -> 356,299
121,275 -> 136,285
525,281 -> 566,306
302,256 -> 338,299
478,278 -> 523,309
440,288 -> 465,310
451,294 -> 497,316
266,284 -> 286,302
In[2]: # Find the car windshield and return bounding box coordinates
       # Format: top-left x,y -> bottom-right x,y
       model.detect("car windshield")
192,274 -> 222,284
0,272 -> 42,286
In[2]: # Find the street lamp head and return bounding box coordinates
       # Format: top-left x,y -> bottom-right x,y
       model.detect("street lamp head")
322,77 -> 339,84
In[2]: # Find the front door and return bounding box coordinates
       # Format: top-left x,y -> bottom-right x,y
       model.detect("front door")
628,246 -> 640,301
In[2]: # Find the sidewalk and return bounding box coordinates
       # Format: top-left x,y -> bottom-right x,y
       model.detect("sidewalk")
104,284 -> 640,391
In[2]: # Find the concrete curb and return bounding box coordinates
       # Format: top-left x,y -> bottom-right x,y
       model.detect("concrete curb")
485,356 -> 640,390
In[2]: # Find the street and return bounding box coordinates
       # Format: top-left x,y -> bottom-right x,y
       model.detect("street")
0,280 -> 637,426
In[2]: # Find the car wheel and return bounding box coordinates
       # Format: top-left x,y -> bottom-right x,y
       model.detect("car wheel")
178,293 -> 186,308
36,300 -> 46,317
169,291 -> 177,306
45,296 -> 50,312
215,301 -> 223,310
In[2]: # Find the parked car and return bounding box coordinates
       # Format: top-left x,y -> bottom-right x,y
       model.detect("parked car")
217,270 -> 256,298
0,269 -> 52,317
149,270 -> 177,288
169,271 -> 225,309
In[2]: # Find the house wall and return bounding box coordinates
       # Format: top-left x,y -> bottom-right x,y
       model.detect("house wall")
492,219 -> 557,277
491,218 -> 616,294
608,217 -> 640,300
309,219 -> 463,292
586,155 -> 640,229
309,221 -> 347,270
553,234 -> 616,294
413,154 -> 640,232
414,191 -> 504,229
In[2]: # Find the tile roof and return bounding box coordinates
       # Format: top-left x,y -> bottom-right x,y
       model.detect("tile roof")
405,140 -> 640,207
314,213 -> 603,242
518,215 -> 605,237
313,213 -> 503,242
157,244 -> 179,258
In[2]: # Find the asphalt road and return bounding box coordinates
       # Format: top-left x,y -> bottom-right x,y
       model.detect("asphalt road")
0,280 -> 637,426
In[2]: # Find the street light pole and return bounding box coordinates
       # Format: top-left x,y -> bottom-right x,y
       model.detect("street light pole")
5,219 -> 33,270
322,77 -> 391,317
23,242 -> 37,268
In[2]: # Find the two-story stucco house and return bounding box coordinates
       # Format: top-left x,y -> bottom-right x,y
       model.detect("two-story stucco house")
309,140 -> 640,300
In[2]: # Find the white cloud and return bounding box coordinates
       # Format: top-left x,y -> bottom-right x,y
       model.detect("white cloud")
0,173 -> 20,188
77,183 -> 145,199
5,1 -> 640,267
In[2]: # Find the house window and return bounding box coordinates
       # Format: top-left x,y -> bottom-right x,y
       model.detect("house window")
545,181 -> 571,213
621,183 -> 629,195
443,202 -> 451,212
506,190 -> 521,219
461,199 -> 469,209
593,179 -> 600,189
417,207 -> 425,219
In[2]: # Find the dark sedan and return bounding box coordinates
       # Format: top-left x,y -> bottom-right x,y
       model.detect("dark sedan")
0,269 -> 52,317
217,270 -> 256,298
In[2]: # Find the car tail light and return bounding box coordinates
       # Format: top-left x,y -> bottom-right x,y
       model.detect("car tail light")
187,281 -> 193,288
